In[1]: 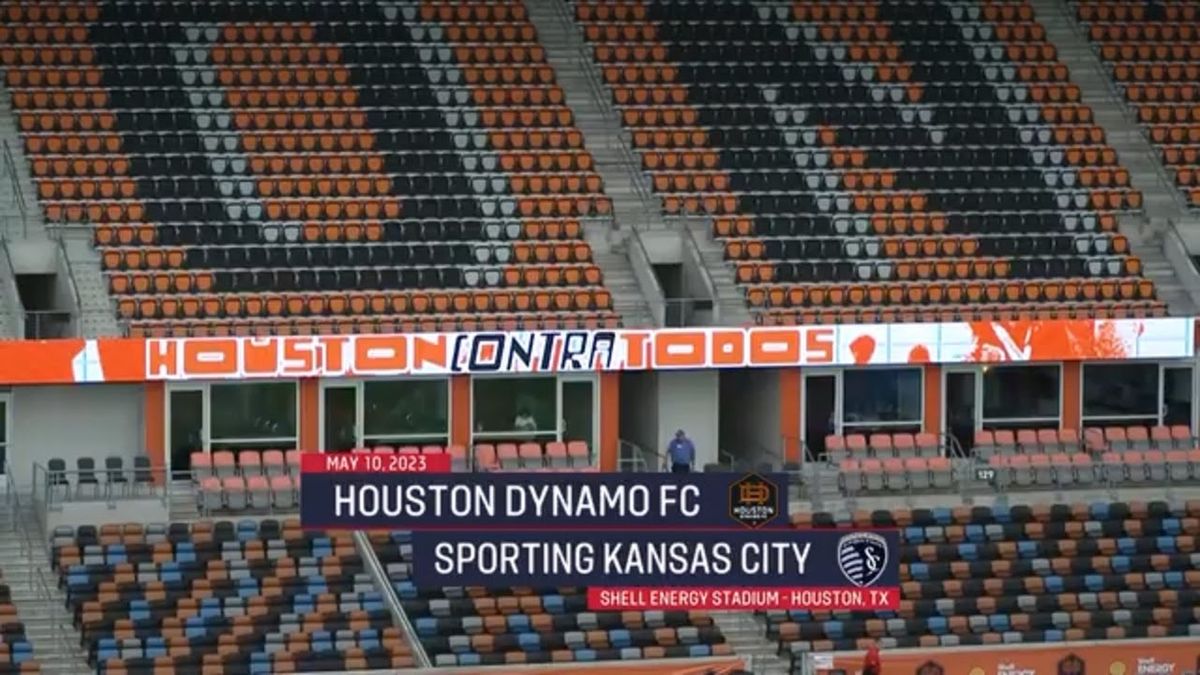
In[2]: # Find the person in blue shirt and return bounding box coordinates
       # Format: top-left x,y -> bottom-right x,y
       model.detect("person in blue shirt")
666,429 -> 695,473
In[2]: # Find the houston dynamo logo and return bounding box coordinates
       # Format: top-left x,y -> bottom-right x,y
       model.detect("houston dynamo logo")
837,532 -> 888,587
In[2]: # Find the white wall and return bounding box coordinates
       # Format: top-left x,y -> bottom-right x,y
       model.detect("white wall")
655,370 -> 720,467
719,369 -> 782,466
619,371 -> 659,463
640,230 -> 683,264
48,497 -> 168,531
8,240 -> 57,275
9,384 -> 144,487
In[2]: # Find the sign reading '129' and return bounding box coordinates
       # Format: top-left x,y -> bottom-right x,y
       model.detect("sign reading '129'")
140,318 -> 1192,380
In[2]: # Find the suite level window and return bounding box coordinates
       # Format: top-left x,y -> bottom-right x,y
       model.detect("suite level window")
321,380 -> 451,452
842,367 -> 922,433
982,365 -> 1060,430
209,382 -> 297,451
363,380 -> 449,445
473,377 -> 557,440
1083,363 -> 1159,427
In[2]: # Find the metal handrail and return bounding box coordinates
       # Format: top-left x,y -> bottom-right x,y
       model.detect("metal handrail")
1160,219 -> 1200,312
617,438 -> 663,472
1,140 -> 27,218
717,448 -> 736,467
1062,4 -> 1196,215
751,440 -> 783,470
0,238 -> 25,339
941,431 -> 967,459
53,235 -> 83,329
352,531 -> 432,669
560,7 -> 665,223
33,462 -> 170,514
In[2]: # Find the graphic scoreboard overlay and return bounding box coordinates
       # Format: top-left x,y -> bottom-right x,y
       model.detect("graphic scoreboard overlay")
300,456 -> 901,610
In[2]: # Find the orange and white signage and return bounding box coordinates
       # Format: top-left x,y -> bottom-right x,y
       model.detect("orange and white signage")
139,317 -> 1196,380
0,317 -> 1189,385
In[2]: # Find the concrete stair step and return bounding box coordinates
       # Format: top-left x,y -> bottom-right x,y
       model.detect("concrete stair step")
1030,0 -> 1197,314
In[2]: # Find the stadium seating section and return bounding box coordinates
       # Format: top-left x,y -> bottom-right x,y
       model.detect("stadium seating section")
190,450 -> 302,513
369,530 -> 734,666
52,519 -> 414,674
774,501 -> 1200,670
1071,1 -> 1200,209
572,0 -> 1161,323
1,0 -> 618,337
0,578 -> 38,674
832,425 -> 1200,494
182,443 -> 593,513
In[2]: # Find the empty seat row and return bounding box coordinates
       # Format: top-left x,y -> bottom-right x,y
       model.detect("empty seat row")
2,0 -> 620,335
572,0 -> 1155,323
839,457 -> 955,493
773,499 -> 1200,661
826,432 -> 942,459
52,518 -> 415,674
196,475 -> 299,512
127,310 -> 621,338
370,528 -> 730,667
474,441 -> 592,470
1073,0 -> 1200,208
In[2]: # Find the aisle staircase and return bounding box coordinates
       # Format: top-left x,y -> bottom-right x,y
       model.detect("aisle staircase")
1033,0 -> 1200,313
710,612 -> 790,675
0,492 -> 89,675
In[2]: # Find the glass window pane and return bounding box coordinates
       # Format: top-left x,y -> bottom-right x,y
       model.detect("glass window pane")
1083,364 -> 1159,419
0,398 -> 7,473
363,380 -> 448,439
210,382 -> 297,441
982,365 -> 1060,420
842,368 -> 922,425
981,419 -> 1060,431
324,386 -> 358,452
473,377 -> 556,434
170,389 -> 204,470
561,381 -> 594,446
1164,367 -> 1193,427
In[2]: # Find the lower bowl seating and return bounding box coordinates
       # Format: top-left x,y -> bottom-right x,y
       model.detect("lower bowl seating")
369,531 -> 733,666
772,501 -> 1200,672
0,580 -> 38,674
51,520 -> 413,675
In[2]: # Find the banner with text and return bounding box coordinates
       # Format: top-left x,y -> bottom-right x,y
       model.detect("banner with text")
300,469 -> 790,530
409,529 -> 901,595
0,317 -> 1187,385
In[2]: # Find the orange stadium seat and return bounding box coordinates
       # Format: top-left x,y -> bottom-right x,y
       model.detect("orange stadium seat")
370,529 -> 733,666
777,501 -> 1200,667
1073,0 -> 1200,209
1,0 -> 618,337
51,520 -> 413,674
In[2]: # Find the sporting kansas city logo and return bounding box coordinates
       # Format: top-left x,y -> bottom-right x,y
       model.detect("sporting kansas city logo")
837,532 -> 889,587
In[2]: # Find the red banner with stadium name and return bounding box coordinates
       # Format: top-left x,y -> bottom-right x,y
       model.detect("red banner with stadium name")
587,586 -> 899,611
816,640 -> 1200,674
